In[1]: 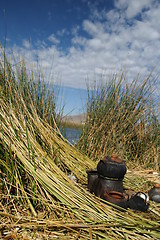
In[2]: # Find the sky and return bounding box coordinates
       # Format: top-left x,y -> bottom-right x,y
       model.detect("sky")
0,0 -> 160,115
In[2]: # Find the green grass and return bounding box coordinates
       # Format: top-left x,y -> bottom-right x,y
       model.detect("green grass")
0,46 -> 63,128
61,120 -> 84,129
77,72 -> 160,170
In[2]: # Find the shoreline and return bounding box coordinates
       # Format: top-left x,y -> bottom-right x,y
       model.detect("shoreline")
62,113 -> 86,125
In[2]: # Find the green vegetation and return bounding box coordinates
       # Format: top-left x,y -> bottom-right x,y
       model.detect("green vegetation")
0,47 -> 63,128
78,73 -> 160,170
61,120 -> 84,129
0,49 -> 160,239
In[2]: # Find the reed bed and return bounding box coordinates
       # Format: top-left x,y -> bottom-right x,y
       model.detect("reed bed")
0,54 -> 160,239
78,73 -> 160,171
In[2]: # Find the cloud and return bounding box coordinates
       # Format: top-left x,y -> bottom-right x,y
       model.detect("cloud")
8,0 -> 160,90
125,0 -> 151,19
71,25 -> 80,36
57,28 -> 69,37
115,0 -> 152,18
22,39 -> 31,49
48,34 -> 60,45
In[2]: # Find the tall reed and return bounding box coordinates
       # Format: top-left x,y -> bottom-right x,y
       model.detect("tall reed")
0,47 -> 62,128
78,73 -> 160,170
0,49 -> 160,239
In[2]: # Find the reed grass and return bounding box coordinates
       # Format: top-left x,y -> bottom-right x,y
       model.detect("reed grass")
0,51 -> 160,239
0,46 -> 63,128
78,73 -> 160,170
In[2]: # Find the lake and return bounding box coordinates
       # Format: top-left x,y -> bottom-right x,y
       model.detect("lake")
61,127 -> 82,144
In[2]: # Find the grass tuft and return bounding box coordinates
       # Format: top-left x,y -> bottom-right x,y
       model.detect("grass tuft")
78,73 -> 160,170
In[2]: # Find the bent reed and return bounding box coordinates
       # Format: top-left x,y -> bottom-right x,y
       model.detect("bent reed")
0,50 -> 160,239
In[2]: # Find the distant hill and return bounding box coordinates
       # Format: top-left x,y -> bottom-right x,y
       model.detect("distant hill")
62,113 -> 86,124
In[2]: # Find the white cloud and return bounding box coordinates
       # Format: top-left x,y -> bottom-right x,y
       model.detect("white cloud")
83,20 -> 104,37
72,36 -> 87,46
125,0 -> 151,19
9,0 -> 160,91
57,28 -> 69,37
115,0 -> 152,18
71,25 -> 80,36
22,39 -> 31,49
48,34 -> 60,45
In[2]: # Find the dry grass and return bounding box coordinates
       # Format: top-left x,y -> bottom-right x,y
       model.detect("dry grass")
78,73 -> 160,171
0,51 -> 160,239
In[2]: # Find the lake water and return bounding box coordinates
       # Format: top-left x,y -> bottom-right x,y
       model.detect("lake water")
62,127 -> 82,144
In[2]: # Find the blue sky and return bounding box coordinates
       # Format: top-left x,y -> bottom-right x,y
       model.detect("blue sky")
0,0 -> 160,115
